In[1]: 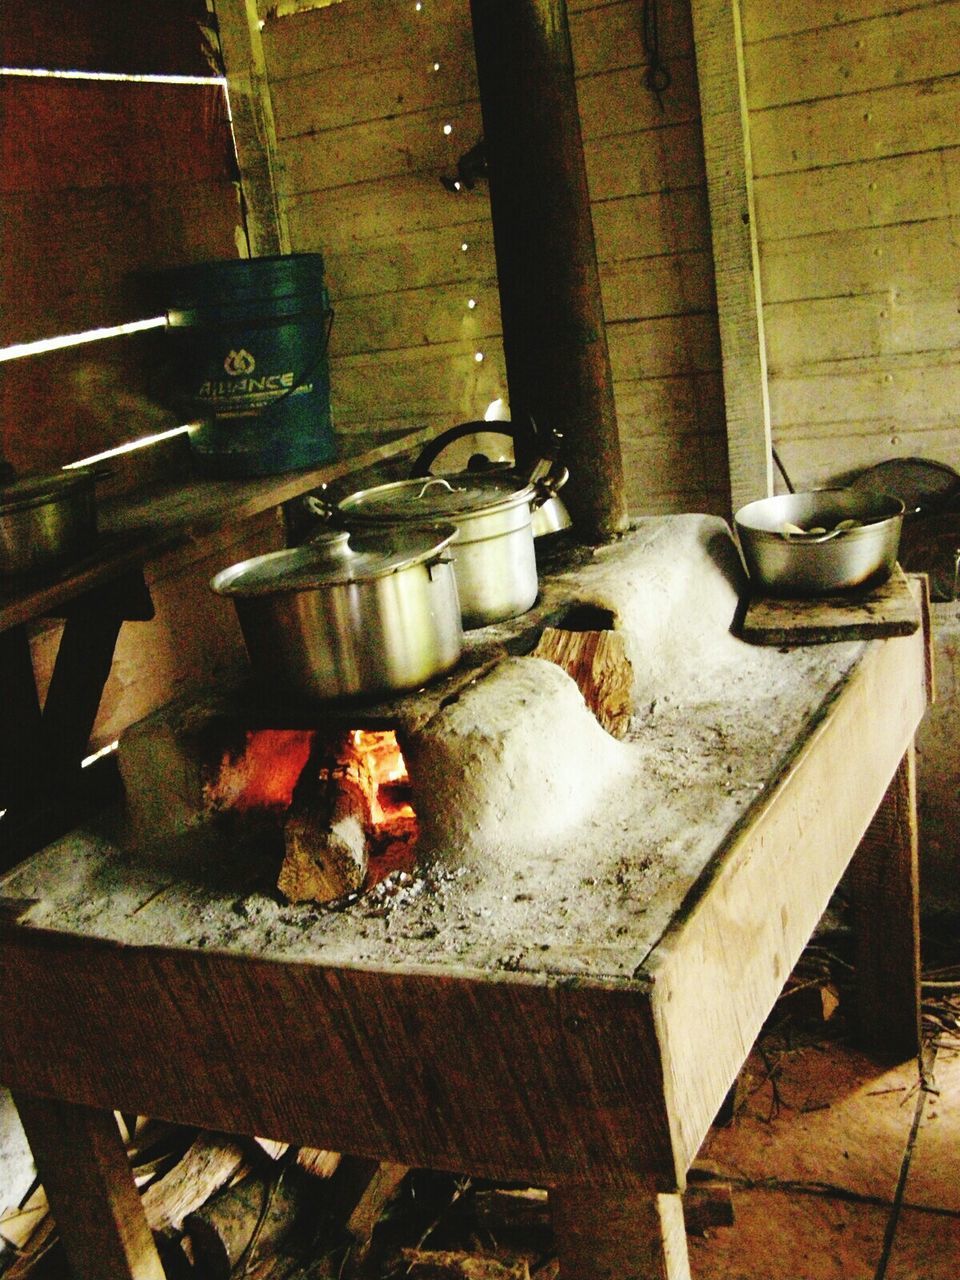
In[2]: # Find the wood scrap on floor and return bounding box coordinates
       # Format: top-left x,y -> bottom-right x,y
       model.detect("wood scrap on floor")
399,1249 -> 531,1279
141,1131 -> 250,1232
295,1148 -> 342,1179
181,1161 -> 319,1280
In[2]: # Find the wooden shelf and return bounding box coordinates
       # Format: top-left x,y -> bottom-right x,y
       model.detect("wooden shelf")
0,427 -> 439,634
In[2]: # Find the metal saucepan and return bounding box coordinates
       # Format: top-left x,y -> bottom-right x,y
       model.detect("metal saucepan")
0,468 -> 98,577
211,525 -> 462,700
734,489 -> 905,597
334,472 -> 550,628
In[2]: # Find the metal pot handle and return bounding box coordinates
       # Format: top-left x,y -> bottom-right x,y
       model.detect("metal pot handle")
305,493 -> 336,520
415,477 -> 461,499
530,463 -> 570,509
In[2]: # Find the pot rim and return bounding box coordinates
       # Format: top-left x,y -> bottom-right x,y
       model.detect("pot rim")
336,472 -> 537,524
735,488 -> 904,537
211,523 -> 458,596
0,468 -> 96,516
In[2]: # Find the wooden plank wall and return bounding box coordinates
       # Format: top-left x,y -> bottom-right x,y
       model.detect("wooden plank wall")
0,2 -> 270,753
742,0 -> 960,490
259,0 -> 730,516
0,0 -> 242,474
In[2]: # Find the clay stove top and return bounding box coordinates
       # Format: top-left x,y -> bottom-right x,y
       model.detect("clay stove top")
2,517 -> 870,985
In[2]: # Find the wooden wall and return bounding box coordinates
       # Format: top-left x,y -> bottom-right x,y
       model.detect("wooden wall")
1,2 -> 270,755
257,0 -> 730,516
742,0 -> 960,490
0,0 -> 243,475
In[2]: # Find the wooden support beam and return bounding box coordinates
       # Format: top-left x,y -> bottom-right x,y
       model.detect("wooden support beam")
550,1184 -> 691,1280
213,0 -> 289,257
469,0 -> 627,542
0,626 -> 44,820
41,572 -> 153,795
12,1095 -> 165,1280
689,0 -> 772,511
850,744 -> 922,1062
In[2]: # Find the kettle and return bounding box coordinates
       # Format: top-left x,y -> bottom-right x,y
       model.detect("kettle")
411,418 -> 572,538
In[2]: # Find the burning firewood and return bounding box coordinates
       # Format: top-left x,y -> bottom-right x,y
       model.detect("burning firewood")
531,626 -> 633,737
278,739 -> 369,904
278,730 -> 418,904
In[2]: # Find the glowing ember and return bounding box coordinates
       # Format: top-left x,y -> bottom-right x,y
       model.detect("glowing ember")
205,729 -> 315,812
349,729 -> 415,824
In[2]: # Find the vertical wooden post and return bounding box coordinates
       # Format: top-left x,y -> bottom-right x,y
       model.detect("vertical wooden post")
550,1184 -> 691,1280
850,744 -> 922,1061
0,625 -> 44,823
213,0 -> 290,257
469,0 -> 628,542
689,0 -> 772,511
13,1095 -> 165,1280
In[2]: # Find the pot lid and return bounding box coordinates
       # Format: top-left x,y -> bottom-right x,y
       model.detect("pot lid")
337,473 -> 535,522
0,469 -> 94,516
211,524 -> 458,596
847,457 -> 960,517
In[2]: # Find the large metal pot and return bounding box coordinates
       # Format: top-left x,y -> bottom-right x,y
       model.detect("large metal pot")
734,489 -> 905,597
336,472 -> 543,628
211,525 -> 462,700
0,468 -> 97,577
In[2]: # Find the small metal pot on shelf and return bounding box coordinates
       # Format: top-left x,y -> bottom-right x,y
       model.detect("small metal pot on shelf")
0,468 -> 98,578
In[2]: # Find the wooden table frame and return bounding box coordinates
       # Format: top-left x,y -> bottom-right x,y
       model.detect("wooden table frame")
0,620 -> 930,1280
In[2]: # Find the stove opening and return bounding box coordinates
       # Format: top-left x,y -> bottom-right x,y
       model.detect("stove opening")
278,728 -> 420,904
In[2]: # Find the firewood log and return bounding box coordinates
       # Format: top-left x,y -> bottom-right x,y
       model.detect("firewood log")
140,1131 -> 249,1232
344,1160 -> 409,1255
296,1147 -> 342,1179
253,1137 -> 290,1161
182,1165 -> 318,1280
278,751 -> 370,904
400,1249 -> 531,1279
531,627 -> 633,737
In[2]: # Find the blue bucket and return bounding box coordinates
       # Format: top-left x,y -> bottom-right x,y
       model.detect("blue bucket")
158,253 -> 335,477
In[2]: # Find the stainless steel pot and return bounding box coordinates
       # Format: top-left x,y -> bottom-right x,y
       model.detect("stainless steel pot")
211,525 -> 462,700
0,468 -> 98,577
336,473 -> 543,628
734,489 -> 905,597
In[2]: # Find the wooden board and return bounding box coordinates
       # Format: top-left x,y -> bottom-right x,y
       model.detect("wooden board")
1,0 -> 216,77
743,3 -> 960,111
689,0 -> 772,511
740,563 -> 921,646
0,426 -> 441,634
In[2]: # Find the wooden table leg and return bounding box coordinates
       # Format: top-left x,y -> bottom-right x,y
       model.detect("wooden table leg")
849,742 -> 922,1061
12,1093 -> 165,1280
550,1184 -> 691,1280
